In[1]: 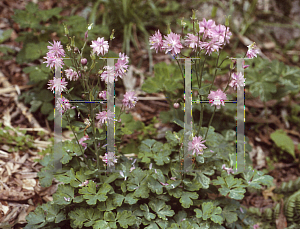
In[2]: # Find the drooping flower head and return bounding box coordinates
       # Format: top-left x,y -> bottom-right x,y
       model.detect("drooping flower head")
98,91 -> 107,100
188,136 -> 207,156
56,96 -> 75,115
229,72 -> 245,90
47,40 -> 65,58
43,52 -> 64,69
115,52 -> 129,79
47,77 -> 68,94
102,152 -> 117,167
96,110 -> 114,126
162,32 -> 183,56
246,42 -> 259,58
122,91 -> 138,109
64,68 -> 79,81
184,33 -> 199,50
207,89 -> 227,109
78,135 -> 90,151
90,37 -> 109,56
100,66 -> 115,84
149,29 -> 164,53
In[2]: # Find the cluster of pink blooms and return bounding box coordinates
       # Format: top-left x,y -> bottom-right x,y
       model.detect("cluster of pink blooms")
188,136 -> 208,156
56,96 -> 76,115
100,52 -> 130,83
149,18 -> 232,56
222,164 -> 235,175
64,69 -> 79,81
43,40 -> 65,69
102,152 -> 118,167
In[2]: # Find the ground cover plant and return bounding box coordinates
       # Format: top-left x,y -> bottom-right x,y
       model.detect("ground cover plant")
22,12 -> 276,229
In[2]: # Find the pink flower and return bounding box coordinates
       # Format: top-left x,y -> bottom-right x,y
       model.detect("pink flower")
188,136 -> 207,156
47,77 -> 68,94
160,182 -> 169,186
122,91 -> 138,109
98,91 -> 107,100
96,110 -> 114,126
78,180 -> 89,187
207,89 -> 227,109
253,223 -> 260,229
170,177 -> 176,181
229,72 -> 245,90
90,37 -> 109,56
212,25 -> 232,44
47,40 -> 65,58
162,32 -> 183,56
56,96 -> 75,114
246,43 -> 259,58
222,164 -> 235,175
64,69 -> 79,81
114,52 -> 129,80
100,66 -> 115,84
198,18 -> 216,39
78,135 -> 90,150
102,152 -> 117,166
200,39 -> 222,56
184,33 -> 199,50
43,53 -> 64,69
149,29 -> 164,53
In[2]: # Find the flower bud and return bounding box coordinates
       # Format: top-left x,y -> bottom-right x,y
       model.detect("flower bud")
173,103 -> 180,109
82,94 -> 86,99
81,58 -> 87,65
74,47 -> 79,53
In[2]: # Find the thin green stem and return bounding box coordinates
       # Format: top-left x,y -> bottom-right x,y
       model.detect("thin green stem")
204,106 -> 216,140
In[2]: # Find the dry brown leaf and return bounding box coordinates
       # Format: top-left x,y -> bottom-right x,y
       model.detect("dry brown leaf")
22,178 -> 36,191
0,189 -> 35,201
262,186 -> 275,200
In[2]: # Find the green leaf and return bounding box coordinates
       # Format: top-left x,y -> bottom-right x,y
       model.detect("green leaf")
149,198 -> 175,220
29,100 -> 43,113
211,207 -> 223,225
52,184 -> 74,205
194,208 -> 203,219
68,207 -> 88,228
179,191 -> 198,208
79,182 -> 112,205
116,210 -> 136,228
104,211 -> 116,222
40,102 -> 53,115
194,171 -> 210,189
113,193 -> 125,207
124,193 -> 138,205
147,176 -> 163,194
140,204 -> 156,221
25,206 -> 46,227
0,29 -> 13,43
221,205 -> 238,224
270,129 -> 295,158
93,220 -> 110,229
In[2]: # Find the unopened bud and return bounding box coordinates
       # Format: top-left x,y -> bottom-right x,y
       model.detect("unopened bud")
173,103 -> 180,109
82,94 -> 86,99
81,58 -> 87,65
74,47 -> 79,53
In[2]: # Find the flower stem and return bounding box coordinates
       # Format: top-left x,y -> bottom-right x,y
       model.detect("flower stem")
204,106 -> 216,140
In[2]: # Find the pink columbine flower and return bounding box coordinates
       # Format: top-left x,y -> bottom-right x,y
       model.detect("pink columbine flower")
115,52 -> 129,80
47,77 -> 68,94
78,180 -> 89,187
122,91 -> 138,109
96,110 -> 114,126
65,69 -> 79,81
212,25 -> 232,44
160,182 -> 169,186
43,53 -> 64,69
90,37 -> 109,56
222,164 -> 234,175
47,40 -> 65,58
78,135 -> 90,150
184,33 -> 199,50
98,91 -> 107,100
198,18 -> 216,39
100,66 -> 115,84
102,152 -> 117,167
149,29 -> 164,53
246,42 -> 259,59
253,223 -> 260,229
229,72 -> 245,90
200,39 -> 222,56
56,96 -> 75,114
162,32 -> 183,56
207,89 -> 227,109
188,136 -> 207,156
